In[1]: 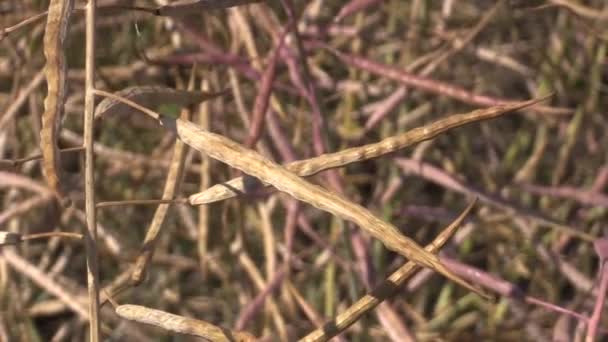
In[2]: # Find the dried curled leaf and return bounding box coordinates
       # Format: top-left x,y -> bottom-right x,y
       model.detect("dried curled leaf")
94,86 -> 228,119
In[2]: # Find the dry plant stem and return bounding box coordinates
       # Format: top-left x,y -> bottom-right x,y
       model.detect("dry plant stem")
91,90 -> 158,119
280,0 -> 329,160
130,75 -> 196,285
0,11 -> 48,40
96,199 -> 187,208
165,118 -> 487,298
244,38 -> 282,148
300,198 -> 477,342
91,88 -> 487,296
190,97 -> 550,205
0,146 -> 84,168
0,1 -> 263,40
422,1 -> 502,75
266,108 -> 330,267
22,232 -> 83,241
198,79 -> 211,275
325,47 -> 572,115
115,304 -> 256,341
234,266 -> 287,330
83,0 -> 100,340
257,202 -> 277,287
234,242 -> 289,340
41,0 -> 74,205
287,282 -> 326,327
286,281 -> 348,342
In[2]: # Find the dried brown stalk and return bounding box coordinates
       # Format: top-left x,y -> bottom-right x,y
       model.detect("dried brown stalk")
197,78 -> 212,276
0,11 -> 48,41
300,198 -> 478,342
21,231 -> 83,241
167,117 -> 486,297
0,146 -> 84,169
189,97 -> 550,205
130,75 -> 198,285
83,0 -> 100,339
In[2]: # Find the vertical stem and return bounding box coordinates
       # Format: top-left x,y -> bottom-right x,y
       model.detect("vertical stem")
198,79 -> 210,277
84,0 -> 100,340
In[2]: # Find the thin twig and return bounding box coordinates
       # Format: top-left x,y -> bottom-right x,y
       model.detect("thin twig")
0,146 -> 84,168
83,0 -> 100,339
0,69 -> 45,131
96,199 -> 188,208
130,69 -> 198,285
